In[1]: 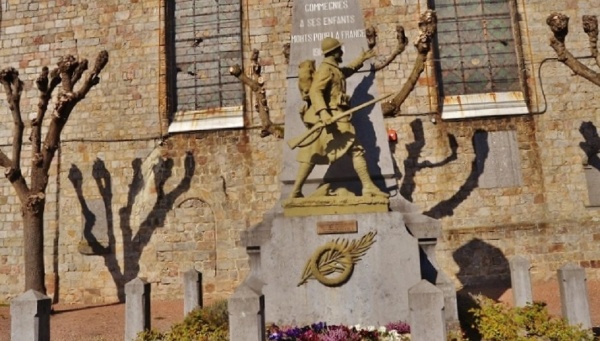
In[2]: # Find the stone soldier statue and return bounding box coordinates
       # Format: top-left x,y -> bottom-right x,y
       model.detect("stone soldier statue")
289,37 -> 388,199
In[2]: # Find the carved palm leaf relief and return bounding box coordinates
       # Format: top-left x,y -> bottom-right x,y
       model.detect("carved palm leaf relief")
298,231 -> 376,287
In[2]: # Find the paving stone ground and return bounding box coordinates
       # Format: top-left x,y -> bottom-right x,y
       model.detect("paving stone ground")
1,280 -> 599,340
0,300 -> 182,341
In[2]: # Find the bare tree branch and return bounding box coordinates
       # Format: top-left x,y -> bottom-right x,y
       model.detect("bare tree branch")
0,68 -> 25,172
0,149 -> 11,168
49,67 -> 62,92
32,67 -> 51,162
71,58 -> 89,87
369,25 -> 409,72
0,69 -> 30,201
583,15 -> 600,67
74,50 -> 109,101
229,49 -> 282,138
57,55 -> 78,92
382,10 -> 437,117
42,51 -> 109,177
10,172 -> 29,203
230,65 -> 260,92
0,148 -> 28,202
547,12 -> 600,87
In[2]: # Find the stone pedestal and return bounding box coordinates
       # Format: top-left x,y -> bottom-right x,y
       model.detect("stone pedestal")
124,278 -> 151,341
409,280 -> 447,341
509,255 -> 533,307
230,198 -> 459,337
11,290 -> 51,341
239,209 -> 419,326
558,263 -> 591,329
183,269 -> 203,315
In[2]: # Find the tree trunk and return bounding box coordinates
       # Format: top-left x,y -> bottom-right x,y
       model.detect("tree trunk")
23,205 -> 46,294
0,51 -> 107,295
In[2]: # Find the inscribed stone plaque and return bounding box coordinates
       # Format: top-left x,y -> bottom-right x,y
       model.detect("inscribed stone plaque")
475,130 -> 523,188
280,0 -> 397,198
78,198 -> 110,254
584,165 -> 600,206
317,220 -> 358,234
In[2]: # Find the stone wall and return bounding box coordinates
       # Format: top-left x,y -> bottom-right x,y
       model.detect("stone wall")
1,0 -> 600,303
55,131 -> 279,303
0,0 -> 168,302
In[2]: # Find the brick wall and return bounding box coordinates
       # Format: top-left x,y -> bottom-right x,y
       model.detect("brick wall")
1,0 -> 600,304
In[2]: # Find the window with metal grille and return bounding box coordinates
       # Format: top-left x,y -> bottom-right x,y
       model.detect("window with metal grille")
431,0 -> 529,119
167,0 -> 245,132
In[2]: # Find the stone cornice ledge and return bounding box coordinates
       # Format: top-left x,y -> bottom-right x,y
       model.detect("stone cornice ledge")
168,105 -> 244,133
441,91 -> 529,120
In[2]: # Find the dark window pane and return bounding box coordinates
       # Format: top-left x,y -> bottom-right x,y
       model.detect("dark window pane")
483,0 -> 509,15
172,0 -> 244,112
442,70 -> 465,95
440,56 -> 463,70
434,0 -> 522,96
456,2 -> 483,18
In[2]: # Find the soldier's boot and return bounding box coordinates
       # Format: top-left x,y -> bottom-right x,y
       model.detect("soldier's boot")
353,154 -> 389,198
289,162 -> 315,198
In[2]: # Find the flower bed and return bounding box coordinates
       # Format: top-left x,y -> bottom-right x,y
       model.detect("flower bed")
267,321 -> 411,341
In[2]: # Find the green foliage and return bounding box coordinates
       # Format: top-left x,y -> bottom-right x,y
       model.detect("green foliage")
470,296 -> 595,341
136,300 -> 229,341
135,296 -> 595,341
447,328 -> 469,341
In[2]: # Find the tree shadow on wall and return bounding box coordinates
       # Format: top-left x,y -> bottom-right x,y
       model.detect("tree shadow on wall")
453,238 -> 511,341
68,151 -> 195,301
350,71 -> 382,181
400,119 -> 458,202
579,121 -> 600,171
423,130 -> 489,219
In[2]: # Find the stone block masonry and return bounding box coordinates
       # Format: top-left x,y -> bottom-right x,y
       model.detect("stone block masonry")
53,131 -> 278,304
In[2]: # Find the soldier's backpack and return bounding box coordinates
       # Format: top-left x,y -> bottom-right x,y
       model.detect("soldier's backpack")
297,59 -> 318,126
298,59 -> 315,102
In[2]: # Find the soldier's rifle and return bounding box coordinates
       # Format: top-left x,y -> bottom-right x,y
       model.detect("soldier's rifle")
287,93 -> 394,149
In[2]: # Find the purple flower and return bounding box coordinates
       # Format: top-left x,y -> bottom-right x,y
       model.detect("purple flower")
311,321 -> 327,333
385,320 -> 411,334
267,321 -> 410,340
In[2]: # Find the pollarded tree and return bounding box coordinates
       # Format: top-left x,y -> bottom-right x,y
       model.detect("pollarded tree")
547,13 -> 600,86
0,51 -> 108,293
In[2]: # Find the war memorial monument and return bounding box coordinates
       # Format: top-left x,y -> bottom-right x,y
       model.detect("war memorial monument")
229,1 -> 457,339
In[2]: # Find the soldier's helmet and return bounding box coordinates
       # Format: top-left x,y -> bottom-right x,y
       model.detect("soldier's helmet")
321,37 -> 343,55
